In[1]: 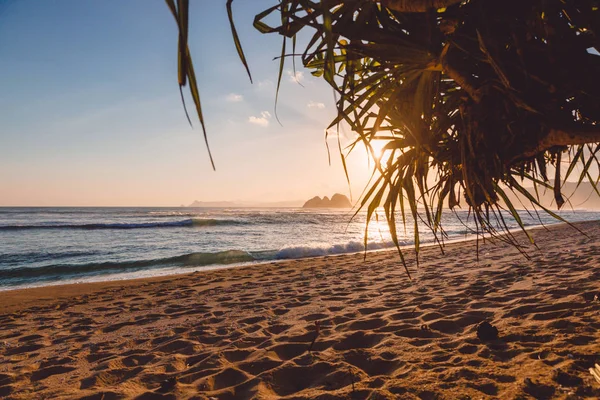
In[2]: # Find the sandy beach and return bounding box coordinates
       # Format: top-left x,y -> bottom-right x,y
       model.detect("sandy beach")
1,221 -> 599,399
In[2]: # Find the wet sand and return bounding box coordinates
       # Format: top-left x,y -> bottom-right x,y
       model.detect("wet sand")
1,221 -> 600,399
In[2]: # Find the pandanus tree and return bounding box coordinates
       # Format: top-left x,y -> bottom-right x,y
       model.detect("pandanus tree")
167,0 -> 600,274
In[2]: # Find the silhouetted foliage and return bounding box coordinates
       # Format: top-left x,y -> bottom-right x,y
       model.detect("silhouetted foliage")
168,0 -> 600,273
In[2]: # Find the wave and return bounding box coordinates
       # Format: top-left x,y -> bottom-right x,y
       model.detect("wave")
0,239 -> 403,285
250,240 -> 402,261
0,250 -> 101,266
0,250 -> 255,282
0,239 -> 404,283
0,218 -> 243,231
147,212 -> 203,218
272,240 -> 400,260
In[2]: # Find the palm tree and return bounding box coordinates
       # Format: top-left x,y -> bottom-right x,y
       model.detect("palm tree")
168,0 -> 600,274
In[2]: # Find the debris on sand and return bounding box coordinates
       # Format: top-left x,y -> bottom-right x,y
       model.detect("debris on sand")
590,364 -> 600,385
476,321 -> 498,342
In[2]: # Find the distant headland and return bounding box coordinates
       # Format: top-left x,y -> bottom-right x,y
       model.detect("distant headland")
302,193 -> 352,208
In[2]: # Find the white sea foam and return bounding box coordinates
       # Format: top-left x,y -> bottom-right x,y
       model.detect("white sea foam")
275,240 -> 400,259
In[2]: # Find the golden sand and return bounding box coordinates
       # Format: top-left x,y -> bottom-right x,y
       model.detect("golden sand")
1,221 -> 599,399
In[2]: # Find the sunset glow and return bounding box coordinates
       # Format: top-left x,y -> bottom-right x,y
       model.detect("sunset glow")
0,1 -> 358,206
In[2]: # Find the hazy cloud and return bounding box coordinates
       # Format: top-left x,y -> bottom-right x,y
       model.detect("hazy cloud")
248,111 -> 271,127
307,101 -> 325,109
226,93 -> 243,102
256,79 -> 274,90
287,70 -> 304,83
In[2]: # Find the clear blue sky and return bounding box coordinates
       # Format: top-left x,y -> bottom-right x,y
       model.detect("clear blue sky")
0,0 -> 372,206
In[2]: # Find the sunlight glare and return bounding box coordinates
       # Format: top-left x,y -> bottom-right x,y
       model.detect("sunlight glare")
364,139 -> 393,167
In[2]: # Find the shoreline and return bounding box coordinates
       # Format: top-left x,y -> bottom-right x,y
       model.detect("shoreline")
0,219 -> 591,312
0,219 -> 577,306
1,220 -> 599,398
0,218 -> 582,296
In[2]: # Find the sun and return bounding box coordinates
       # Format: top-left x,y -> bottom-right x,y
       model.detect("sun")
347,138 -> 396,176
366,139 -> 393,166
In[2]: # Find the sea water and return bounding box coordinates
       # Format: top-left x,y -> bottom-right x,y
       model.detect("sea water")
0,207 -> 598,290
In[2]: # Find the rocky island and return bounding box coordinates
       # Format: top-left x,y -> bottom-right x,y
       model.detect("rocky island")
302,193 -> 352,208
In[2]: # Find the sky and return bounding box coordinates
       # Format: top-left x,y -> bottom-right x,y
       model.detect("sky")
0,0 -> 374,206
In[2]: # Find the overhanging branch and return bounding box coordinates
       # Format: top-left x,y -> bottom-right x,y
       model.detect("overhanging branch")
517,123 -> 600,161
544,126 -> 600,148
380,0 -> 464,12
440,43 -> 482,102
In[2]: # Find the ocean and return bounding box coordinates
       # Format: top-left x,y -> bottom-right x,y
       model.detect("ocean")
0,207 -> 598,290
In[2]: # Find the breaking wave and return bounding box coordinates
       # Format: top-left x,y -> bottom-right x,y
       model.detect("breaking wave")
0,218 -> 243,231
0,250 -> 255,283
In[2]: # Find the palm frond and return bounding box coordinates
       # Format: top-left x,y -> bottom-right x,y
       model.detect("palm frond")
170,0 -> 600,275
